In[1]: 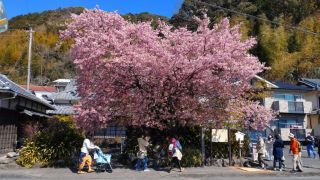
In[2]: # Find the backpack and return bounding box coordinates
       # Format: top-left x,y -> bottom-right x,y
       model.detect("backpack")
176,140 -> 182,151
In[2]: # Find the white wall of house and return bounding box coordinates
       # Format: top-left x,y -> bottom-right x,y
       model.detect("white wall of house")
304,91 -> 320,111
264,91 -> 312,114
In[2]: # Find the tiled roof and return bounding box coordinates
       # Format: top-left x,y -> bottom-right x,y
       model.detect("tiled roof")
0,79 -> 9,89
0,74 -> 55,109
50,92 -> 79,101
20,85 -> 56,92
47,105 -> 75,115
299,78 -> 320,88
49,79 -> 79,101
272,81 -> 313,91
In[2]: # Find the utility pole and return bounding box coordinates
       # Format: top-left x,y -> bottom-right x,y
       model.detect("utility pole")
27,27 -> 34,91
201,126 -> 205,166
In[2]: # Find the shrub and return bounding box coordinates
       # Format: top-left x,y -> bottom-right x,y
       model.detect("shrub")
16,139 -> 40,168
181,148 -> 202,167
123,126 -> 249,167
17,116 -> 84,168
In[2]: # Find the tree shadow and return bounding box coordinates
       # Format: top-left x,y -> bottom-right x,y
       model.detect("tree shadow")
302,165 -> 320,170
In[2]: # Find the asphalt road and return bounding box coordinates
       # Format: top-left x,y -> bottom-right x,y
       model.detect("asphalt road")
0,166 -> 319,180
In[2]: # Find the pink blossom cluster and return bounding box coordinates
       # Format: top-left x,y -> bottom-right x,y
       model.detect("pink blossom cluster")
61,9 -> 274,130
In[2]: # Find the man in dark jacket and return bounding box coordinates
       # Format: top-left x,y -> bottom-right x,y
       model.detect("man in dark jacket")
273,134 -> 284,171
306,133 -> 316,159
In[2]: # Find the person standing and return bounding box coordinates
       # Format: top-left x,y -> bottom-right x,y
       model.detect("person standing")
266,134 -> 274,161
305,133 -> 317,159
256,135 -> 268,169
135,135 -> 151,172
289,133 -> 303,172
273,134 -> 284,171
168,137 -> 184,173
78,134 -> 98,174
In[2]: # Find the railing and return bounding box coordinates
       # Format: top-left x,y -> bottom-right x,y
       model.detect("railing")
288,101 -> 304,113
272,101 -> 305,113
278,122 -> 304,129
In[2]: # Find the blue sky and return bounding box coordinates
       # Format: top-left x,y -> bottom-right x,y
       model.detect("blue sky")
3,0 -> 184,19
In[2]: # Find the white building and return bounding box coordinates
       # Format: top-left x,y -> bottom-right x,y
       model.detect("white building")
252,76 -> 313,141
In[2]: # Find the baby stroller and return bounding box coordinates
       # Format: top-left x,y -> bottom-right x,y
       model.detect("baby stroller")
93,148 -> 113,173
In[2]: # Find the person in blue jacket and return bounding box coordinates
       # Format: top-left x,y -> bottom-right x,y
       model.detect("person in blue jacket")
273,134 -> 284,171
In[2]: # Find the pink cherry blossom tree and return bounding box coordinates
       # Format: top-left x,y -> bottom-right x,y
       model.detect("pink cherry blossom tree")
61,9 -> 274,131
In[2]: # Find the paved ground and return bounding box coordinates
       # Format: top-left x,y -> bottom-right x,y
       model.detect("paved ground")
0,146 -> 320,179
0,166 -> 319,180
263,147 -> 320,174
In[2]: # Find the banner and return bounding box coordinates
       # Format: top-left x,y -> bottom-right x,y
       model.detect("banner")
0,0 -> 8,33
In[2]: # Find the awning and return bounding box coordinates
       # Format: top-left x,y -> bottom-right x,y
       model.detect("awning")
20,109 -> 51,118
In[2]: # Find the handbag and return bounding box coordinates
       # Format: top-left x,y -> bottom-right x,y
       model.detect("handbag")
137,151 -> 145,159
175,149 -> 183,160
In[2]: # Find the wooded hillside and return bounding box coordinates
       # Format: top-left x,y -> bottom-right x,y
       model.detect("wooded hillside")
1,1 -> 320,84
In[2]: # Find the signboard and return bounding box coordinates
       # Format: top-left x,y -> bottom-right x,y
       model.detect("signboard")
0,0 -> 7,33
235,131 -> 245,142
212,129 -> 228,142
280,128 -> 290,141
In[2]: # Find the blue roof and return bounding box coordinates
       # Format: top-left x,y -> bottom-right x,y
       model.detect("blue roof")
273,81 -> 313,91
0,74 -> 55,109
299,78 -> 320,88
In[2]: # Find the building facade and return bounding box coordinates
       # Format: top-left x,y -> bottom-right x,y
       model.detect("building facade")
0,74 -> 54,153
298,78 -> 320,137
251,76 -> 314,141
264,81 -> 313,141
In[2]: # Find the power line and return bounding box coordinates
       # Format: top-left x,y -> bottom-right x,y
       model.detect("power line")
195,0 -> 320,36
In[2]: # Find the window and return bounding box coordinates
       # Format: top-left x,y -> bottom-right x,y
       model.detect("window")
293,95 -> 302,101
277,119 -> 297,128
274,94 -> 285,100
274,93 -> 302,101
277,119 -> 303,128
290,129 -> 306,141
95,126 -> 126,138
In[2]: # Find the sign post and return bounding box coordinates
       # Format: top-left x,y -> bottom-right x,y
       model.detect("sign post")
235,131 -> 245,166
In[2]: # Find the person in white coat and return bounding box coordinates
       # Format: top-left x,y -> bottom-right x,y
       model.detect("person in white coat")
266,134 -> 274,161
256,135 -> 268,169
